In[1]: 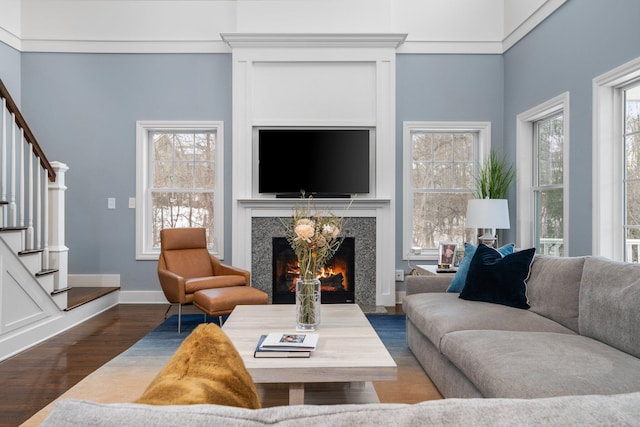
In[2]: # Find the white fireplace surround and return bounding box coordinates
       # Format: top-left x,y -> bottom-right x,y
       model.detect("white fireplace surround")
227,33 -> 405,306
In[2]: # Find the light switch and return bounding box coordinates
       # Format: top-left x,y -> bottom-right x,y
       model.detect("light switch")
128,197 -> 136,208
107,198 -> 116,209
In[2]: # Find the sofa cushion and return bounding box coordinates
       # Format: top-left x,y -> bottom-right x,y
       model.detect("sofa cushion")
579,256 -> 640,359
459,245 -> 535,309
403,293 -> 575,352
526,255 -> 584,333
440,330 -> 640,398
43,393 -> 640,427
135,323 -> 261,409
441,331 -> 640,398
447,242 -> 515,293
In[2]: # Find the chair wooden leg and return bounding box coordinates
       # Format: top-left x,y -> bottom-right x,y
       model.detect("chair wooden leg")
163,304 -> 172,319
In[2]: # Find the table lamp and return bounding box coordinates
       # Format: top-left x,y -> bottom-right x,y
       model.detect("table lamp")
465,199 -> 510,247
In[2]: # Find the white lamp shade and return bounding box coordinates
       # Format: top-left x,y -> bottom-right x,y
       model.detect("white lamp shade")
465,199 -> 510,230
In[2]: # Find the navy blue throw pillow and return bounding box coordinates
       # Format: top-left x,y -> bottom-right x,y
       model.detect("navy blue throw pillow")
447,242 -> 515,293
459,244 -> 536,309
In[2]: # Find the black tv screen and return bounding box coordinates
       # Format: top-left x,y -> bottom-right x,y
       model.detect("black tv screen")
258,129 -> 370,197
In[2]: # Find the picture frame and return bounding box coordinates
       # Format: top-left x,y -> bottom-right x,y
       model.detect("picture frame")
438,243 -> 457,266
453,248 -> 465,268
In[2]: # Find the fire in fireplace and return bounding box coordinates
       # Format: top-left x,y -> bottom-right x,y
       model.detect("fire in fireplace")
272,237 -> 355,304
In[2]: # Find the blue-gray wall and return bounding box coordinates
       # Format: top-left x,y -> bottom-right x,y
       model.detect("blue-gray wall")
502,0 -> 640,254
3,0 -> 640,293
0,41 -> 21,104
395,54 -> 504,283
19,53 -> 232,290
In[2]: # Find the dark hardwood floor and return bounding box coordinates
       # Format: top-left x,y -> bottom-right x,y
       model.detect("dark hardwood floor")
0,304 -> 175,427
0,303 -> 438,426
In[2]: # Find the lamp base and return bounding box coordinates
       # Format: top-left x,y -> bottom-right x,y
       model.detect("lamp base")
476,228 -> 497,248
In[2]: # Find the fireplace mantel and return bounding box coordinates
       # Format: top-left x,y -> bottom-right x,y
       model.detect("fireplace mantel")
237,198 -> 391,215
228,33 -> 400,306
221,33 -> 407,49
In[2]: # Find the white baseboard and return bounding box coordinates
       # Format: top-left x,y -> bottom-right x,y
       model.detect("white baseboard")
68,274 -> 121,287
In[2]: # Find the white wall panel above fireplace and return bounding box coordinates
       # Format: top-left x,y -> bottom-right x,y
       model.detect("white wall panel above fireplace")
227,33 -> 402,306
252,62 -> 377,123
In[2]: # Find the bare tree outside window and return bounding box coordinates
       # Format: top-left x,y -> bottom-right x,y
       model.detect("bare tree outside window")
534,114 -> 564,256
410,131 -> 476,250
624,84 -> 640,262
150,131 -> 216,250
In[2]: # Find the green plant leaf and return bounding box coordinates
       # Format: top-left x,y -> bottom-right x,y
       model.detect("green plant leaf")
474,150 -> 515,199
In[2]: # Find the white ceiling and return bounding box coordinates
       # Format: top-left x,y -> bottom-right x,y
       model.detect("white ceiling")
0,0 -> 566,53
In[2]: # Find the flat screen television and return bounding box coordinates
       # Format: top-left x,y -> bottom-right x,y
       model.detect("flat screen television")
258,128 -> 370,197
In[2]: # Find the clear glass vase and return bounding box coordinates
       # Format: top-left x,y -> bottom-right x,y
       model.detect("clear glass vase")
295,278 -> 321,331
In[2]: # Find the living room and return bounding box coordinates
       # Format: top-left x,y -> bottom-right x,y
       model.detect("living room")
1,0 -> 637,308
1,0 -> 640,424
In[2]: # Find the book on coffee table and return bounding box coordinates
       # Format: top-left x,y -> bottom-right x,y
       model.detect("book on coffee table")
253,335 -> 312,358
259,332 -> 319,350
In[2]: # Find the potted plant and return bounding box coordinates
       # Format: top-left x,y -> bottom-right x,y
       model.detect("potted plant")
474,149 -> 515,199
466,150 -> 515,246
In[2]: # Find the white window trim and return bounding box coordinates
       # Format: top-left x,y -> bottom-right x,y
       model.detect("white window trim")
135,120 -> 224,260
516,92 -> 570,253
593,56 -> 640,261
402,121 -> 491,261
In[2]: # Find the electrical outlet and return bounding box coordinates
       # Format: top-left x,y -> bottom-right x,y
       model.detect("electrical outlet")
107,198 -> 115,209
395,269 -> 404,281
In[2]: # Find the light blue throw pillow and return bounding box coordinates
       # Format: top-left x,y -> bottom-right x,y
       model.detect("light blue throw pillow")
446,242 -> 515,293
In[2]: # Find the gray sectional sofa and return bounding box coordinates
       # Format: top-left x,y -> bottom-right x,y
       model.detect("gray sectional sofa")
403,255 -> 640,399
41,255 -> 640,425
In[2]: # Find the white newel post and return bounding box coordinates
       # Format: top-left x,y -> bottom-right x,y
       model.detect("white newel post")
47,161 -> 69,290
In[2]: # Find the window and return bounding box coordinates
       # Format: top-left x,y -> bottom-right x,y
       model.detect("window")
136,121 -> 224,260
593,56 -> 640,261
624,82 -> 640,262
517,93 -> 569,255
403,122 -> 490,260
533,113 -> 565,256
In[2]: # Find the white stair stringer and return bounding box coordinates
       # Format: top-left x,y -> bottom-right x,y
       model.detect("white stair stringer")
0,234 -> 116,362
0,229 -> 66,308
0,235 -> 61,336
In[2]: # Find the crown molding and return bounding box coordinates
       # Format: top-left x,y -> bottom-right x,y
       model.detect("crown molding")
502,0 -> 567,52
0,26 -> 21,51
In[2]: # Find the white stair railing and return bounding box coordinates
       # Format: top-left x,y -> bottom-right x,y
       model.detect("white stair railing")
0,79 -> 67,293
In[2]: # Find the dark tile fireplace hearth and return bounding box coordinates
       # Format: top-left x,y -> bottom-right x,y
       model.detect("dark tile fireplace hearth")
251,217 -> 376,307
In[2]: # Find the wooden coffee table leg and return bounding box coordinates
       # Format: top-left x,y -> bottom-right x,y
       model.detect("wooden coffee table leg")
289,383 -> 305,405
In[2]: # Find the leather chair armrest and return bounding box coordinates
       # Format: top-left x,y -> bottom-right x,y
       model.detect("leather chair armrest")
210,255 -> 251,286
158,267 -> 187,303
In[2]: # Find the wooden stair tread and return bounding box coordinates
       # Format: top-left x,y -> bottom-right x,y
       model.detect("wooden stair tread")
64,287 -> 120,311
0,226 -> 27,231
51,287 -> 72,296
19,248 -> 44,255
36,268 -> 58,277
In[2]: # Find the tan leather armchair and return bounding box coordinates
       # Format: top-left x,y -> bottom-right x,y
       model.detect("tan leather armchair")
158,227 -> 252,332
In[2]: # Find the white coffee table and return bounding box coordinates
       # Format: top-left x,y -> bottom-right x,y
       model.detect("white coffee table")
222,304 -> 397,405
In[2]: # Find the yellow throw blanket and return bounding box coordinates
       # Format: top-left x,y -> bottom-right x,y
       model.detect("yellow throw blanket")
136,323 -> 261,409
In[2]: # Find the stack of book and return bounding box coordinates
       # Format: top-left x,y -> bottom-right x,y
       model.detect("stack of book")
253,332 -> 319,358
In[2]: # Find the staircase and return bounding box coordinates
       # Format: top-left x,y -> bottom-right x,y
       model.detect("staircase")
0,79 -> 96,362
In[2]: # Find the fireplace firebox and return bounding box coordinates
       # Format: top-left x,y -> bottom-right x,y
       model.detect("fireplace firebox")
272,237 -> 355,304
